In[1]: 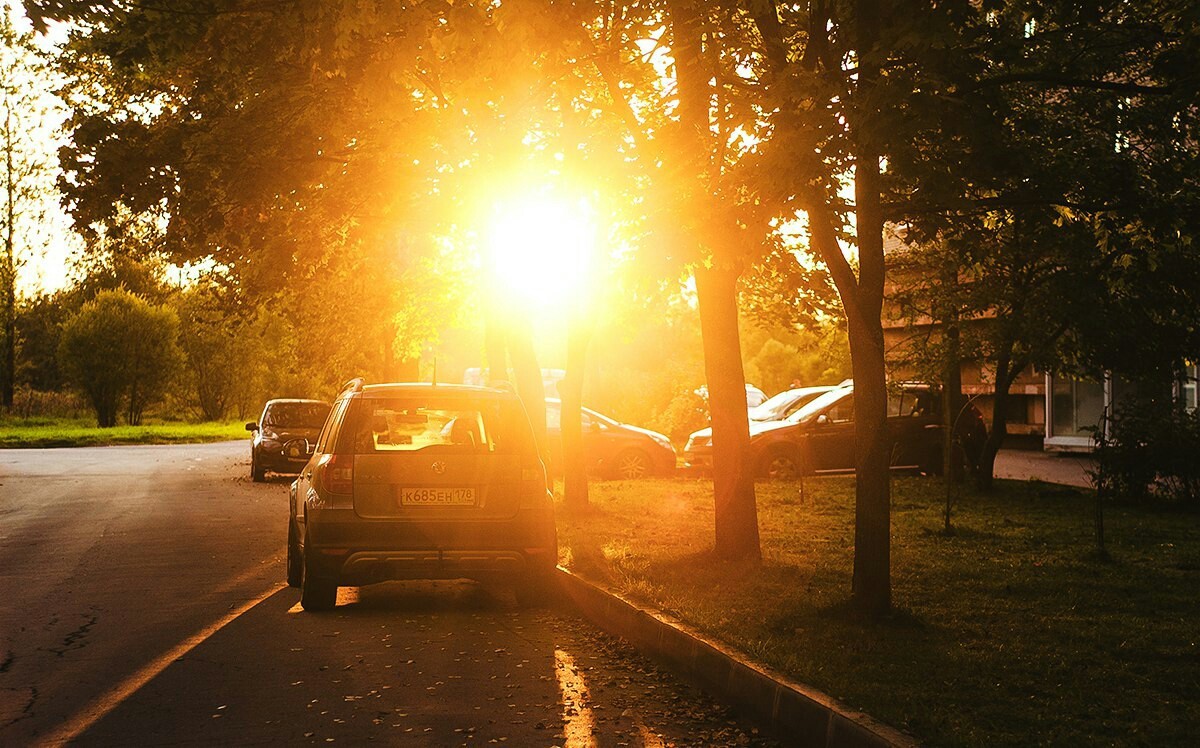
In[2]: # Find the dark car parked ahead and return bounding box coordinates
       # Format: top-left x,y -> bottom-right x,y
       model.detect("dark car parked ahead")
683,385 -> 839,471
694,383 -> 985,480
545,399 -> 676,479
247,399 -> 332,481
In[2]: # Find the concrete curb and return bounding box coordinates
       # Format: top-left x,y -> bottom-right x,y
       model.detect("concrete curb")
554,567 -> 920,748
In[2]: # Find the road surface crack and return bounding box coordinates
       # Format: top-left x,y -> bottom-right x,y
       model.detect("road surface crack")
43,614 -> 98,657
0,686 -> 38,729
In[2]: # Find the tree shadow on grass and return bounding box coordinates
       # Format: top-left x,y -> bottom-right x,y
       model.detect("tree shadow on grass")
558,502 -> 626,583
815,598 -> 930,631
918,524 -> 1003,541
646,548 -> 764,584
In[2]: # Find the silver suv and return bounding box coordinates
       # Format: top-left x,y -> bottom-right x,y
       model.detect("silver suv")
287,380 -> 556,610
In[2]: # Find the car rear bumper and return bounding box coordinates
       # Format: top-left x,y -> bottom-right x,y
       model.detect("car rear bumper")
304,508 -> 557,584
337,549 -> 530,585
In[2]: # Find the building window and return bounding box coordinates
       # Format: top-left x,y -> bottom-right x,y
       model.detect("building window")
1051,376 -> 1105,438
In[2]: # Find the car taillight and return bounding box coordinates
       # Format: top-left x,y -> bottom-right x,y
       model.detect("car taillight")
520,460 -> 550,509
320,453 -> 354,496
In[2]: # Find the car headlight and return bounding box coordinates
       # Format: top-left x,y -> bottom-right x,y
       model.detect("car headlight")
650,433 -> 674,452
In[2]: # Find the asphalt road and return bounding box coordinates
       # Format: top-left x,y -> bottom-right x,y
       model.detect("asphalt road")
0,442 -> 775,747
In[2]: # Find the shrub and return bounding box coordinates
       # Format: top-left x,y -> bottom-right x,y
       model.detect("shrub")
7,386 -> 90,419
58,290 -> 183,427
1093,397 -> 1200,506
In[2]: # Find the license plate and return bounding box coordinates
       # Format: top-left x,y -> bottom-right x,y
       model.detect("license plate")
398,487 -> 476,506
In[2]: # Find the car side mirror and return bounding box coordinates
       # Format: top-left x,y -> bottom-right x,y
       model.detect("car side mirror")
816,414 -> 830,425
245,422 -> 258,432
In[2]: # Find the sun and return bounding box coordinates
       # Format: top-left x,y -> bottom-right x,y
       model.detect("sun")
486,192 -> 595,314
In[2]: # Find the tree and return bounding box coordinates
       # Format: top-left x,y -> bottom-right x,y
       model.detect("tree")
0,5 -> 58,409
31,0 -> 898,593
58,289 -> 182,426
14,248 -> 170,399
174,281 -> 245,421
31,0 -> 517,408
886,1 -> 1200,490
14,289 -> 66,391
41,1 -> 1198,616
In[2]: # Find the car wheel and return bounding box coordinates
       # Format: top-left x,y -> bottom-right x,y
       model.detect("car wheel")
610,449 -> 651,480
251,455 -> 266,482
760,447 -> 801,481
300,537 -> 337,611
286,518 -> 303,588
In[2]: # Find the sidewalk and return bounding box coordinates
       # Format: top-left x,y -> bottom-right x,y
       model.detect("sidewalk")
993,448 -> 1096,488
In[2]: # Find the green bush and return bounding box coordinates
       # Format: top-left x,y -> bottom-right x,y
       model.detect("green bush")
58,290 -> 183,427
1093,397 -> 1200,506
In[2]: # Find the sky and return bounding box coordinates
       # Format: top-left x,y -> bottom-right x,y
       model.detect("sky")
6,1 -> 78,296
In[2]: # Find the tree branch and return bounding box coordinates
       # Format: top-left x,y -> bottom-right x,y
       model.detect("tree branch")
954,72 -> 1172,97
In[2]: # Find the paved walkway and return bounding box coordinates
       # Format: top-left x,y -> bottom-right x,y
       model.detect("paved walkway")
993,448 -> 1096,488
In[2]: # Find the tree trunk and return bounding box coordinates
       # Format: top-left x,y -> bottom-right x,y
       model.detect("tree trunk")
560,322 -> 591,510
976,355 -> 1020,492
941,323 -> 963,532
942,324 -> 964,479
844,0 -> 892,614
848,312 -> 890,613
507,317 -> 548,462
2,103 -> 14,410
485,319 -> 507,385
808,197 -> 891,614
669,0 -> 760,562
696,265 -> 761,562
486,308 -> 551,480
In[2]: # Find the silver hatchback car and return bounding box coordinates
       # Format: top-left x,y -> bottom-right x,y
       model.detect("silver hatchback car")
288,380 -> 557,610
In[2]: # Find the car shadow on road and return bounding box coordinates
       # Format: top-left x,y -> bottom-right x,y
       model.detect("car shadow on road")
326,579 -> 517,613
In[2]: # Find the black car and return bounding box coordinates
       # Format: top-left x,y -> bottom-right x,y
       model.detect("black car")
247,399 -> 332,481
737,383 -> 986,480
683,385 -> 839,471
544,399 -> 676,479
287,380 -> 556,610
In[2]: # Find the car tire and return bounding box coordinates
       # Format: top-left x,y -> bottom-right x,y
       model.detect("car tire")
514,567 -> 556,608
760,447 -> 801,481
610,449 -> 651,480
286,519 -> 303,588
251,455 -> 266,483
300,538 -> 338,611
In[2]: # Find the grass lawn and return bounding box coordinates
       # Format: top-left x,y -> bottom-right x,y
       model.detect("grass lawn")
0,418 -> 250,448
555,475 -> 1200,747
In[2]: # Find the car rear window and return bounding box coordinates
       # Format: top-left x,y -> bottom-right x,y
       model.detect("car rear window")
337,396 -> 533,455
264,402 -> 331,428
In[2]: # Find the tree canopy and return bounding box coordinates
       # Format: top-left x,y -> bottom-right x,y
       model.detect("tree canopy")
26,0 -> 1200,614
